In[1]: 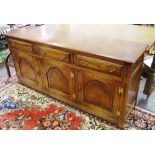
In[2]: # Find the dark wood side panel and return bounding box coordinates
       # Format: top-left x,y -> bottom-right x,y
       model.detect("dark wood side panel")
125,54 -> 144,118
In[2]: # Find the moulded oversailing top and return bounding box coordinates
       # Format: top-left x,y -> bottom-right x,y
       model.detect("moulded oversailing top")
5,24 -> 155,63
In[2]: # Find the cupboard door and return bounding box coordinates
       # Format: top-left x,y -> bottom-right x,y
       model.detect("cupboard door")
41,59 -> 76,102
12,51 -> 42,89
77,70 -> 122,121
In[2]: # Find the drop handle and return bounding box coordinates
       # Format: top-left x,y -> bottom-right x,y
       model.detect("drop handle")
60,55 -> 66,61
40,49 -> 46,55
12,43 -> 16,48
106,66 -> 117,73
81,60 -> 89,66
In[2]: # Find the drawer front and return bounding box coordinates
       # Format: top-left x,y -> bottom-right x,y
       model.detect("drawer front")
37,46 -> 71,63
76,55 -> 123,76
9,39 -> 33,53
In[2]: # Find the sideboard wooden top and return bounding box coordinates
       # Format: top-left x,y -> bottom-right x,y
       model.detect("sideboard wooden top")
6,24 -> 155,63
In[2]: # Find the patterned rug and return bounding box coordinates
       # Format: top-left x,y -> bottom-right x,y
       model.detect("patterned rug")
0,76 -> 155,130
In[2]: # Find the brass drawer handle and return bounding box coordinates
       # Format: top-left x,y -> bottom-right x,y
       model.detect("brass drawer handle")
106,66 -> 117,73
60,55 -> 66,61
80,60 -> 89,66
40,49 -> 46,55
12,43 -> 16,48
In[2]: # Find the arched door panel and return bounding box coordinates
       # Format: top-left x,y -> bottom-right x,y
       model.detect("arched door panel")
77,70 -> 122,121
47,67 -> 69,94
12,51 -> 42,89
41,60 -> 76,102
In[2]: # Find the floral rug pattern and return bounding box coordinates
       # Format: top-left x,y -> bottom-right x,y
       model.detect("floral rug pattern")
0,76 -> 155,130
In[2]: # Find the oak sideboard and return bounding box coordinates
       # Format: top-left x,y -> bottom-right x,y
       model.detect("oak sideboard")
6,25 -> 155,128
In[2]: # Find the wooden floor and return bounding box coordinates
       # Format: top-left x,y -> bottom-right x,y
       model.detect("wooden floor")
0,63 -> 155,114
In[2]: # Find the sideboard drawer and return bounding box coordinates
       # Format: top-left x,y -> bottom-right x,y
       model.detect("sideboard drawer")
37,46 -> 71,63
76,55 -> 123,76
9,39 -> 33,53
